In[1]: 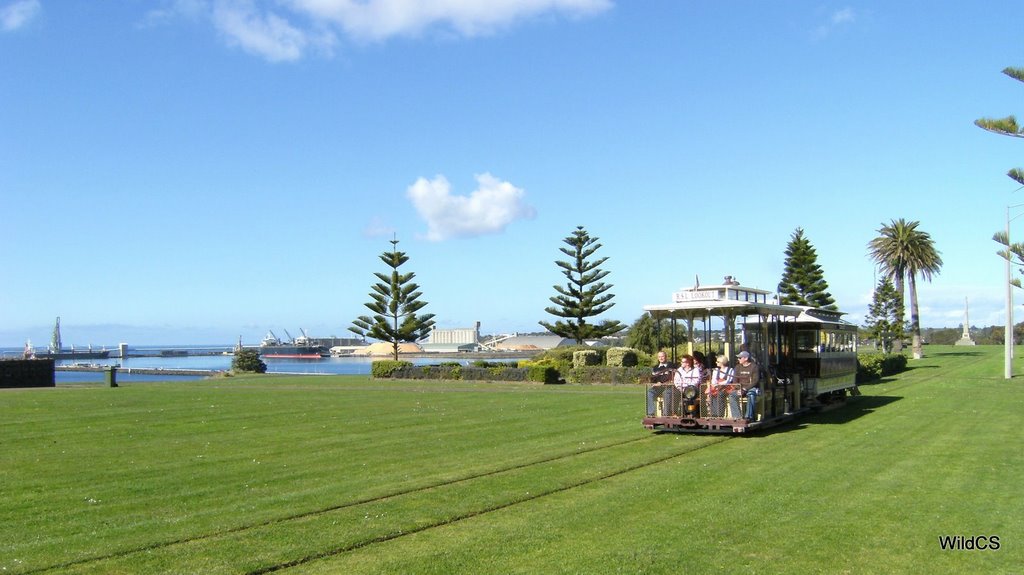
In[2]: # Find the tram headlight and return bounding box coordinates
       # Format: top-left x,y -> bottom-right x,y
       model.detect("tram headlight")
682,385 -> 698,400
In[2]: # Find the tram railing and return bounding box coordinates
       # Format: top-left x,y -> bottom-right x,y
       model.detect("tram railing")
647,382 -> 760,420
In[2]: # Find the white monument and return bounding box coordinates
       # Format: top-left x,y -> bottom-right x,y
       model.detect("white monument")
955,297 -> 976,346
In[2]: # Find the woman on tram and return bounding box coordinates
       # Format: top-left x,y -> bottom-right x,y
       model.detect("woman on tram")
708,354 -> 737,418
674,354 -> 703,392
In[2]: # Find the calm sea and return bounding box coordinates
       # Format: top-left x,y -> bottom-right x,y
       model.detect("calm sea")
0,347 -> 521,384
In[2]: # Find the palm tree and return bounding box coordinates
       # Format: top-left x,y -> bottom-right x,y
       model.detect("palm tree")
867,219 -> 943,359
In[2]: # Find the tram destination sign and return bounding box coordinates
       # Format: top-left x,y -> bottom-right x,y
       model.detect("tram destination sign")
672,289 -> 723,302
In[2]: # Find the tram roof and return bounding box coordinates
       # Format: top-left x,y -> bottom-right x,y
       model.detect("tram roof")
644,300 -> 803,319
642,282 -> 846,321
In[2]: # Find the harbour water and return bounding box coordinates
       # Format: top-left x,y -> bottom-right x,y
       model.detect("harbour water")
0,346 -> 527,384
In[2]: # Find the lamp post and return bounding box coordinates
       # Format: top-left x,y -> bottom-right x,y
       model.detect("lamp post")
1005,201 -> 1024,379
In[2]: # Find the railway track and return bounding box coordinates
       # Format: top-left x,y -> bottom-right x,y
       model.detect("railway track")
27,433 -> 731,574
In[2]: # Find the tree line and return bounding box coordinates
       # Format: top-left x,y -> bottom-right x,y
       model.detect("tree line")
348,221 -> 944,361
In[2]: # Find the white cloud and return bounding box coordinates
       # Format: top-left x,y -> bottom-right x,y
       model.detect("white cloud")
813,6 -> 855,39
143,0 -> 208,25
148,0 -> 610,61
830,7 -> 855,25
287,0 -> 612,41
407,173 -> 536,241
212,0 -> 311,62
1,0 -> 41,32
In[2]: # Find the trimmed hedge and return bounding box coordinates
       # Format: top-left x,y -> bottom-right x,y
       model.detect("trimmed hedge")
373,357 -> 644,385
856,353 -> 908,383
391,365 -> 462,380
461,366 -> 529,382
371,360 -> 414,378
606,347 -> 639,367
573,350 -> 602,368
567,366 -> 650,385
533,345 -> 604,373
526,365 -> 561,384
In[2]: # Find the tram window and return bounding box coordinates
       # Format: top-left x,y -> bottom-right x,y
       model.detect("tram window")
841,332 -> 853,352
795,330 -> 816,353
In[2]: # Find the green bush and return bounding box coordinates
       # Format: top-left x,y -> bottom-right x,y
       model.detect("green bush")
882,353 -> 908,375
532,346 -> 603,372
462,366 -> 529,382
232,349 -> 267,374
857,353 -> 908,383
526,365 -> 561,384
371,360 -> 414,378
606,347 -> 639,367
390,364 -> 462,380
567,366 -> 649,385
573,350 -> 602,368
471,360 -> 520,368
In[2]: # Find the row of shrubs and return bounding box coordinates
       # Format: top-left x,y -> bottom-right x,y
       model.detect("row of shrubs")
374,347 -> 910,386
371,359 -> 562,384
371,347 -> 652,385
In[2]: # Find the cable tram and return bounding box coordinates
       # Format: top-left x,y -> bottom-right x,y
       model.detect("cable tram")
642,278 -> 859,434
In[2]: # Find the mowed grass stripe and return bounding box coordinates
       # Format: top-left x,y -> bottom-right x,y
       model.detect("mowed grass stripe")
1,377 -> 646,573
22,432 -> 662,574
50,435 -> 728,574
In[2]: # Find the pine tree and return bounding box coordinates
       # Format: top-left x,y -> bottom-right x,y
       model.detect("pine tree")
777,228 -> 837,310
350,237 -> 436,361
975,67 -> 1024,186
540,226 -> 625,344
231,348 -> 267,373
977,66 -> 1024,288
863,276 -> 904,353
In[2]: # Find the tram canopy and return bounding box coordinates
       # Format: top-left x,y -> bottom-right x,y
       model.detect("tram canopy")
642,280 -> 805,321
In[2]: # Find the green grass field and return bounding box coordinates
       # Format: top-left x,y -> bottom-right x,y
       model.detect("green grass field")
1,346 -> 1021,574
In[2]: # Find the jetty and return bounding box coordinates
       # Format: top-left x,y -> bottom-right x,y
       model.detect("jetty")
56,365 -> 222,377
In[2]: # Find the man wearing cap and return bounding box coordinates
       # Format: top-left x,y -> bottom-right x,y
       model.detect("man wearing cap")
734,351 -> 761,420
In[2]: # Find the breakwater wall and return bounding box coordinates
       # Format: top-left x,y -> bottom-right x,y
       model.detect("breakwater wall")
56,366 -> 222,377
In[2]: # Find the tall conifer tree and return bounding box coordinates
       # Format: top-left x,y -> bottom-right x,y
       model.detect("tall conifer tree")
777,228 -> 837,310
863,276 -> 904,353
540,226 -> 625,344
977,66 -> 1024,283
975,66 -> 1024,186
350,237 -> 435,361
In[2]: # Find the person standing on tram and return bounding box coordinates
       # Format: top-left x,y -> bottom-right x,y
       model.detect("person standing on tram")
647,351 -> 677,416
734,351 -> 761,420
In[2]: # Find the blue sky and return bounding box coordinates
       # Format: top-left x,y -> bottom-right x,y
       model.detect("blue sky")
2,0 -> 1023,347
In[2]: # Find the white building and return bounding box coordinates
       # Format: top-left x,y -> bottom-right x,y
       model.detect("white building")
421,322 -> 481,353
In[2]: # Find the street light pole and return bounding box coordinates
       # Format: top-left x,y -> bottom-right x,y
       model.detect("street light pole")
1008,205 -> 1014,379
1004,198 -> 1024,379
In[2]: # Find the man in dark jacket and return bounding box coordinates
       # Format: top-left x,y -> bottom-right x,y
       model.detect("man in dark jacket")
647,351 -> 678,416
734,351 -> 761,420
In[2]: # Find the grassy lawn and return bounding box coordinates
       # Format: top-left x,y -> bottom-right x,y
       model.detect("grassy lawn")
1,346 -> 1020,574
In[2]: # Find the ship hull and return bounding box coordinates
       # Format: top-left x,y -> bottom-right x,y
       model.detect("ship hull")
259,345 -> 326,359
